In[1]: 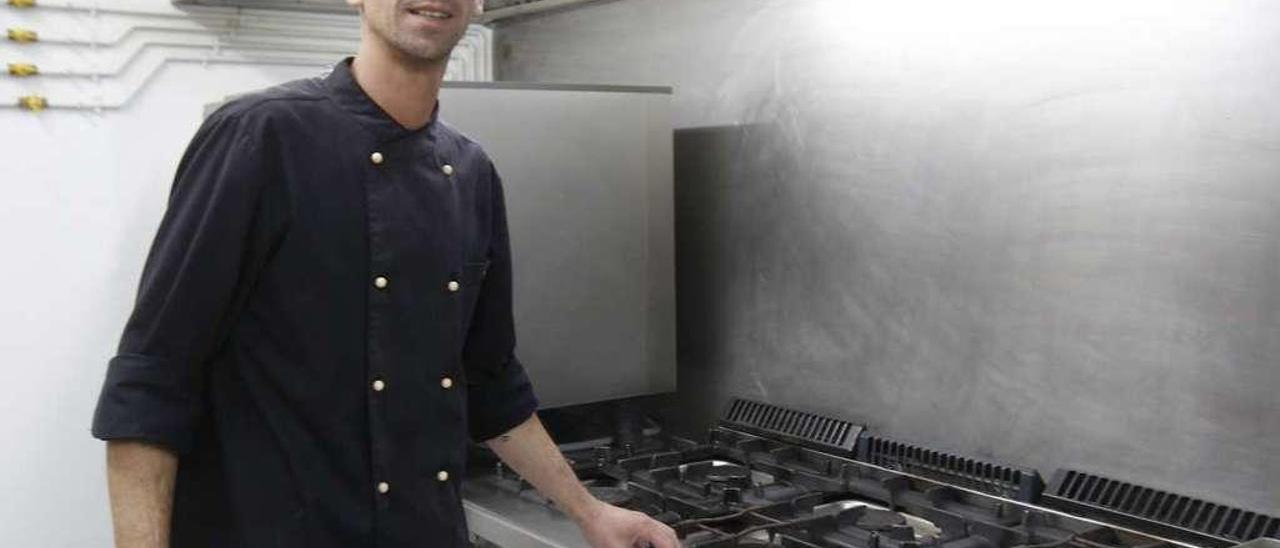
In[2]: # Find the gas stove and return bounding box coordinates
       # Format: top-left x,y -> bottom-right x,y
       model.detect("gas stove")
462,399 -> 1278,548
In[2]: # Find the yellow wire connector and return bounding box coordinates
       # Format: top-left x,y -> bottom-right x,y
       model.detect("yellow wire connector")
7,28 -> 38,43
18,95 -> 48,111
7,0 -> 37,8
8,63 -> 38,76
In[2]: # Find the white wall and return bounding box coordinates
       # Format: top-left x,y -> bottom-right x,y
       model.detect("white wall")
2,62 -> 321,546
0,2 -> 485,544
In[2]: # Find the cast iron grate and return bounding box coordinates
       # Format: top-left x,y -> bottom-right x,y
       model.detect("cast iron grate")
1043,469 -> 1280,548
854,434 -> 1043,502
719,398 -> 862,455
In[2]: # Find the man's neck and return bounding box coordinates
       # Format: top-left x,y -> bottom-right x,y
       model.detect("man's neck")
351,38 -> 447,130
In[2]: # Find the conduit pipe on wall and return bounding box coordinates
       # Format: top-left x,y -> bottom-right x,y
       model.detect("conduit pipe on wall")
2,0 -> 359,108
477,0 -> 603,23
8,0 -> 357,26
30,22 -> 360,47
3,0 -> 490,109
9,36 -> 352,78
6,53 -> 338,111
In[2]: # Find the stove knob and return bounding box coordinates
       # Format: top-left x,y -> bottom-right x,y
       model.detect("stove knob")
622,443 -> 635,458
495,462 -> 506,479
594,446 -> 613,463
723,487 -> 743,505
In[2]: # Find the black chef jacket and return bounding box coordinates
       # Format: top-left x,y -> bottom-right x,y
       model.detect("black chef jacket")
90,57 -> 539,547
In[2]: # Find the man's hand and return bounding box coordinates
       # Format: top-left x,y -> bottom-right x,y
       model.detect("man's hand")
575,500 -> 680,548
483,415 -> 681,547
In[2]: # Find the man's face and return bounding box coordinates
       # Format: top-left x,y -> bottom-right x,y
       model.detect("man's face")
352,0 -> 476,64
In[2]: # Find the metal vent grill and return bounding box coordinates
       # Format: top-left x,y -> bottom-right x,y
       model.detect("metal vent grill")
1044,470 -> 1280,548
855,435 -> 1043,502
720,398 -> 861,454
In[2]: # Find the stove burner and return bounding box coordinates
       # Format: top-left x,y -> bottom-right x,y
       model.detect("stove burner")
815,500 -> 944,541
679,461 -> 773,489
854,508 -> 908,531
705,468 -> 749,484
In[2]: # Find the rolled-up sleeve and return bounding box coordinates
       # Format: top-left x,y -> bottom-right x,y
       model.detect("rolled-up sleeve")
91,111 -> 274,455
463,164 -> 539,442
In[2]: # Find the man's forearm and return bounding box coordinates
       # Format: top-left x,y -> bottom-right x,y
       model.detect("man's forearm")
484,414 -> 604,523
105,440 -> 178,548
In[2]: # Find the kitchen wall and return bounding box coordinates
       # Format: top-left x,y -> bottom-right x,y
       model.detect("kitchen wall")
496,0 -> 1280,514
0,60 -> 346,548
1,60 -> 322,546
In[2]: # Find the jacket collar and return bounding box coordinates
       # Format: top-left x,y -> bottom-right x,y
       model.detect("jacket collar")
323,56 -> 439,143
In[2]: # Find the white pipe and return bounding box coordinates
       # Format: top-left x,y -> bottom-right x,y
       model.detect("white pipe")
477,0 -> 604,23
31,0 -> 357,22
3,53 -> 338,111
32,37 -> 352,78
35,22 -> 361,48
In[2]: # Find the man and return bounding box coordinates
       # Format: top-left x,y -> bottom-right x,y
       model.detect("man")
89,0 -> 680,546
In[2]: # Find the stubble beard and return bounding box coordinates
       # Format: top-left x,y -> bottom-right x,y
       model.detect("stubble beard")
370,12 -> 466,68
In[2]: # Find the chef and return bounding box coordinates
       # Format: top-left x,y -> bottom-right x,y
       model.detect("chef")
89,0 -> 679,546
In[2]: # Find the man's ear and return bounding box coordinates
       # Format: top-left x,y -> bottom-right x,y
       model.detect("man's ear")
474,0 -> 483,15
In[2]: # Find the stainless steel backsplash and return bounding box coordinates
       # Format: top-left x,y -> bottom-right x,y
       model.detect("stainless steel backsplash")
495,0 -> 1280,514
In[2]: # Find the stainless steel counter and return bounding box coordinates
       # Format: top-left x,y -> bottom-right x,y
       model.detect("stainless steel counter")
463,481 -> 587,548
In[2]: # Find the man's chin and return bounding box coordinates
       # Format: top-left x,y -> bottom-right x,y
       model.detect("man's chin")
391,40 -> 454,66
